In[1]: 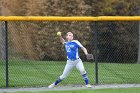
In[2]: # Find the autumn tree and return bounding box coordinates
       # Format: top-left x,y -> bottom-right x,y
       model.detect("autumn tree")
1,0 -> 140,62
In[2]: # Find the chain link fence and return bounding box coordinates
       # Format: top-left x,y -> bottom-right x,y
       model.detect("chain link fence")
0,21 -> 6,88
0,20 -> 140,88
95,21 -> 140,84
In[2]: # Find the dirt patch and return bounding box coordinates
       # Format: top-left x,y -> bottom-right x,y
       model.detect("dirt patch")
0,84 -> 140,93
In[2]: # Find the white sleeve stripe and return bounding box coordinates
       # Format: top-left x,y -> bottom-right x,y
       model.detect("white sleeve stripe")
73,40 -> 83,48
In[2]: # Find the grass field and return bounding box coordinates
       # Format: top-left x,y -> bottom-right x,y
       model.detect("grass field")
0,60 -> 140,87
5,87 -> 140,93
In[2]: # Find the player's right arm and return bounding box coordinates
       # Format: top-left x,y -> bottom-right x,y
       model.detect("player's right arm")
59,36 -> 65,45
57,32 -> 65,44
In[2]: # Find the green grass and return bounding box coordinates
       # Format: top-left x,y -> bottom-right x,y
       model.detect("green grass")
98,63 -> 140,84
0,60 -> 140,87
5,87 -> 140,93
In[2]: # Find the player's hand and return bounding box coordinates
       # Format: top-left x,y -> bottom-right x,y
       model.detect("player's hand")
86,54 -> 94,60
57,32 -> 62,36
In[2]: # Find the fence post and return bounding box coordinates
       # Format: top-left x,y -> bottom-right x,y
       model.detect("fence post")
91,21 -> 99,85
137,21 -> 140,64
5,21 -> 8,88
93,22 -> 98,84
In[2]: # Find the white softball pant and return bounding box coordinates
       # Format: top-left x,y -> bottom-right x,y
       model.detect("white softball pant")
59,58 -> 86,80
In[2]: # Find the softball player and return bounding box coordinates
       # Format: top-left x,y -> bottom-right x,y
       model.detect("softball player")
48,32 -> 92,88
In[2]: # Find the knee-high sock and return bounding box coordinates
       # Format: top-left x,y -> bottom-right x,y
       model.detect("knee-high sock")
82,73 -> 89,85
54,78 -> 62,85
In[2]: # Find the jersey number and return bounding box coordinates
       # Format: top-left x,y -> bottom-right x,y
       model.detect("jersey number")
66,46 -> 71,52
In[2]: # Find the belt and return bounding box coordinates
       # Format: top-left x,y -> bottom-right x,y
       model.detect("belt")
67,58 -> 80,61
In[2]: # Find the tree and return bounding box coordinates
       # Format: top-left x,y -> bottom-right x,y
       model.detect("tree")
1,0 -> 140,62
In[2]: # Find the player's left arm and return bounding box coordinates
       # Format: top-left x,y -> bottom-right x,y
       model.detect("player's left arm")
81,47 -> 88,55
81,47 -> 94,60
75,40 -> 88,55
76,40 -> 93,60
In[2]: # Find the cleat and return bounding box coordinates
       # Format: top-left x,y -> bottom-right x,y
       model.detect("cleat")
86,84 -> 92,88
48,83 -> 55,88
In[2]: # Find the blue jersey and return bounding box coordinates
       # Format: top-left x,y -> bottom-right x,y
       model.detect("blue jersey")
64,40 -> 83,60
